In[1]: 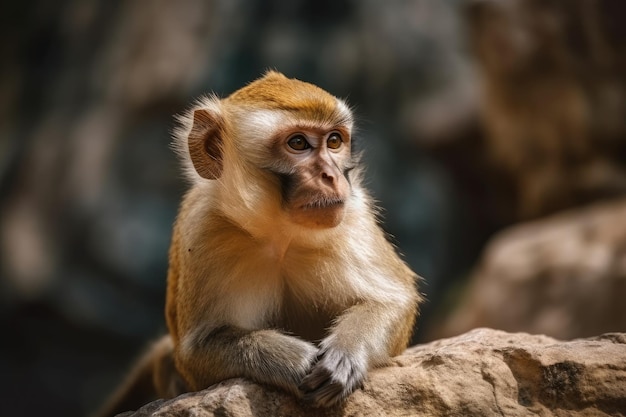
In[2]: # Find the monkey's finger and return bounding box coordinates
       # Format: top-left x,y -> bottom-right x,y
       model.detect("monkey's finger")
302,380 -> 345,407
299,365 -> 332,393
299,362 -> 356,407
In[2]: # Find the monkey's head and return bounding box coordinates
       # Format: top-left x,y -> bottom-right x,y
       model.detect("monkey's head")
175,71 -> 357,231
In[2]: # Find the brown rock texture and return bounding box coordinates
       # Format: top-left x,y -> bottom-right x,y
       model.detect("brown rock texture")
436,198 -> 626,341
121,328 -> 626,417
467,0 -> 626,219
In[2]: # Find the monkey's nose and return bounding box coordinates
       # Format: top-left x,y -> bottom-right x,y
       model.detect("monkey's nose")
321,172 -> 335,185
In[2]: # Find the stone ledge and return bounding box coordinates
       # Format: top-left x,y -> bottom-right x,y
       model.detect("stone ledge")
121,328 -> 626,416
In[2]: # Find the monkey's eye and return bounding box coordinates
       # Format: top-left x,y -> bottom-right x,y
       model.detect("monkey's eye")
327,133 -> 343,149
287,135 -> 310,151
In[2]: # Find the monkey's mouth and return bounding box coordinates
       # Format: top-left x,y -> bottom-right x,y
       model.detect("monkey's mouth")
300,197 -> 345,210
289,195 -> 347,228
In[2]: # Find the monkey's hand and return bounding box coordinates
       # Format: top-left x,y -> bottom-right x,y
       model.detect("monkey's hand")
299,346 -> 367,407
264,335 -> 318,396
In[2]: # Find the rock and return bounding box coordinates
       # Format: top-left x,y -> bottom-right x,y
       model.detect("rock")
122,328 -> 626,417
467,0 -> 626,219
434,198 -> 626,341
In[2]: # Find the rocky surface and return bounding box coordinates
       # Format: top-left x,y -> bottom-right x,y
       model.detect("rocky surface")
435,198 -> 626,341
467,0 -> 626,220
121,328 -> 626,417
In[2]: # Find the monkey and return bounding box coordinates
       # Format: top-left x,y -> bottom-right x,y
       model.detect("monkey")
95,71 -> 421,416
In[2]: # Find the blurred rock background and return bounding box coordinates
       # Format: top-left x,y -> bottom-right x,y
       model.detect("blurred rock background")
0,1 -> 624,416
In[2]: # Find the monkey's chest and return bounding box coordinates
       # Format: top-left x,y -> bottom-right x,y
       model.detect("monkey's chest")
271,283 -> 339,343
274,299 -> 334,343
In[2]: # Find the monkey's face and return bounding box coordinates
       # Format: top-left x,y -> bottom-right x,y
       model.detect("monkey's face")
270,127 -> 353,229
179,72 -> 356,231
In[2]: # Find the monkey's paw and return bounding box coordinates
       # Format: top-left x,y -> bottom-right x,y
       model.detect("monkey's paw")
268,337 -> 318,397
299,347 -> 367,407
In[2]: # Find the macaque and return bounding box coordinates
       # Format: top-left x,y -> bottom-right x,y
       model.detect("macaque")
96,71 -> 420,416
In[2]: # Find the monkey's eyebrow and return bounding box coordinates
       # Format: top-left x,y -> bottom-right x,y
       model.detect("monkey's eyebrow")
279,123 -> 350,135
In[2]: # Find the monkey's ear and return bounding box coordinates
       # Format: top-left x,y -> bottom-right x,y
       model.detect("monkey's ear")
187,108 -> 224,179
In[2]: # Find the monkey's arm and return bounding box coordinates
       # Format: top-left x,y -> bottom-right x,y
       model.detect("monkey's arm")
300,297 -> 415,407
299,225 -> 419,408
175,325 -> 318,396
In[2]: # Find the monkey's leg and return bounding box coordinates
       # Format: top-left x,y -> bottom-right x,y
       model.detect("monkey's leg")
94,335 -> 183,417
177,326 -> 318,396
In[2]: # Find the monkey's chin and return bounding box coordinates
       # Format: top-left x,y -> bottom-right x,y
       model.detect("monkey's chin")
288,204 -> 346,229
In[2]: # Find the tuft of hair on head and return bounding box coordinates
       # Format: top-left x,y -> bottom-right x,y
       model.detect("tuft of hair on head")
226,72 -> 354,129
